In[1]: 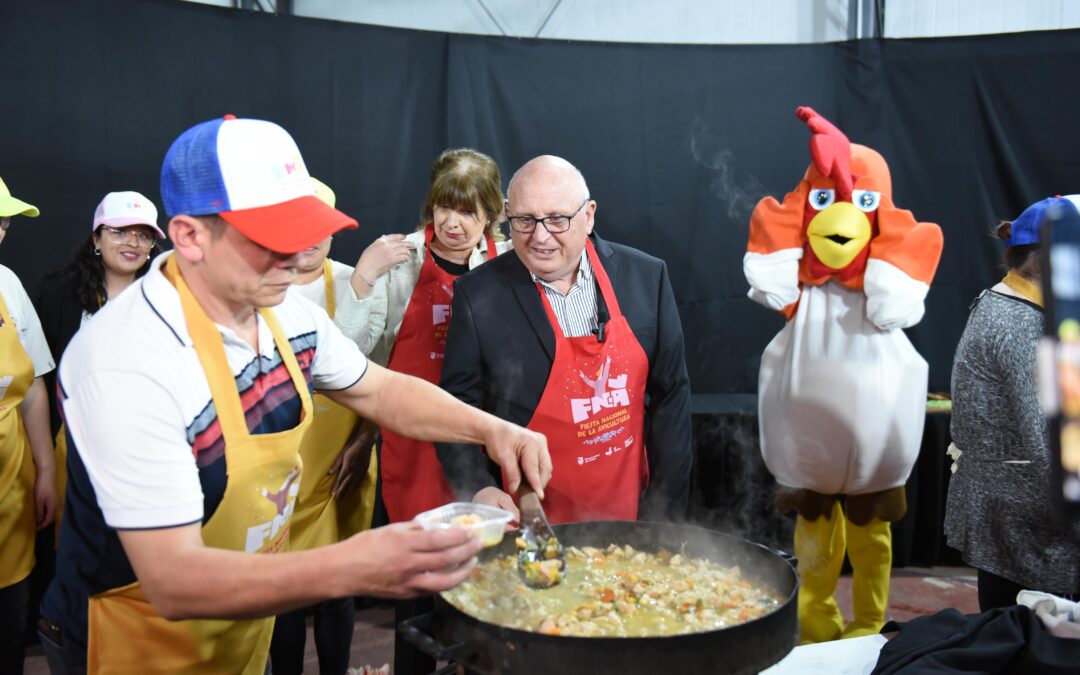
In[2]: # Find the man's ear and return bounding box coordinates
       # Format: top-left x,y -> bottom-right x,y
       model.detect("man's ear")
583,200 -> 597,235
168,215 -> 208,263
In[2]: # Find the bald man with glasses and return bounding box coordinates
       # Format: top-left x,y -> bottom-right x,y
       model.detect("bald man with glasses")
436,155 -> 692,524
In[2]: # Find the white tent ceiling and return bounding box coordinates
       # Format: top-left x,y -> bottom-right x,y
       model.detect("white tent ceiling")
183,0 -> 1080,43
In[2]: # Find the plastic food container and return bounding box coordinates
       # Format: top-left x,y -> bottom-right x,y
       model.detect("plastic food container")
414,502 -> 514,547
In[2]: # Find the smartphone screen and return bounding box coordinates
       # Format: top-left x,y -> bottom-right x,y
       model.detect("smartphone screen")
1038,196 -> 1080,520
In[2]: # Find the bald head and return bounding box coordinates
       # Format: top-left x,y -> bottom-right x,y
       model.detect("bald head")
507,155 -> 589,206
505,155 -> 597,290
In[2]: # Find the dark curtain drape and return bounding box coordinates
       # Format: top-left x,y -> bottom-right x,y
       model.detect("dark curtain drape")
4,0 -> 1080,395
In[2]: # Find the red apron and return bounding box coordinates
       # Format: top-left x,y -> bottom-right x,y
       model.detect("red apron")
512,238 -> 649,524
381,225 -> 497,522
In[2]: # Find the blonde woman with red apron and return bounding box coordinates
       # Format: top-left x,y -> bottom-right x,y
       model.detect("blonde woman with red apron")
380,224 -> 496,522
506,238 -> 650,524
82,257 -> 312,674
336,149 -> 509,524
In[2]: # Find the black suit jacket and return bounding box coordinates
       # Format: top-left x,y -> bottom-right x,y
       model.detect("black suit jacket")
436,233 -> 692,521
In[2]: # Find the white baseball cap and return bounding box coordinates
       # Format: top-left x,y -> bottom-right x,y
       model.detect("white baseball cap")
92,191 -> 164,238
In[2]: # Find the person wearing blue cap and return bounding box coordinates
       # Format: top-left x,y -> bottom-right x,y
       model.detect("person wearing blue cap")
38,116 -> 551,674
945,195 -> 1080,612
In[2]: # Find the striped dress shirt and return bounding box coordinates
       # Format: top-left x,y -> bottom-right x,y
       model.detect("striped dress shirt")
531,252 -> 599,338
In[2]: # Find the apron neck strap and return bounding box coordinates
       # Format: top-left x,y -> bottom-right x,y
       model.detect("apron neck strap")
585,237 -> 623,319
321,258 -> 336,319
162,255 -> 307,444
533,237 -> 623,339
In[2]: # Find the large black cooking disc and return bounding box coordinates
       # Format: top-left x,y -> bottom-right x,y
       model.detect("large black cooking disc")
430,520 -> 799,675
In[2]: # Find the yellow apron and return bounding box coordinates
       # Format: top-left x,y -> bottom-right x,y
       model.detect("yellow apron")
289,259 -> 376,551
85,255 -> 313,674
0,288 -> 38,588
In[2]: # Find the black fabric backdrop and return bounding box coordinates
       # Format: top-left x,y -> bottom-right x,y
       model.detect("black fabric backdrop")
4,0 -> 1080,396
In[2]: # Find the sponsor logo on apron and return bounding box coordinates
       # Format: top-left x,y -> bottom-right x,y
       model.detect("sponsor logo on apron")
245,465 -> 302,552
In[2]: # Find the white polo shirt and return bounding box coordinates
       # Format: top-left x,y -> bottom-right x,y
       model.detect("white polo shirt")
57,252 -> 368,530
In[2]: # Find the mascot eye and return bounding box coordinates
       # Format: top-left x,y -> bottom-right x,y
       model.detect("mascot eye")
808,189 -> 835,210
853,189 -> 880,212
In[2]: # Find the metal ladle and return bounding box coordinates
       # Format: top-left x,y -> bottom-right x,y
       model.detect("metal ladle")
515,484 -> 567,589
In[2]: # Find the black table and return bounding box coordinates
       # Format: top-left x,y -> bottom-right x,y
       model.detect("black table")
687,394 -> 963,566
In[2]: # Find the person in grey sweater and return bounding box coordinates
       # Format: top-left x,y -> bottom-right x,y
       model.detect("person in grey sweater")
945,196 -> 1080,612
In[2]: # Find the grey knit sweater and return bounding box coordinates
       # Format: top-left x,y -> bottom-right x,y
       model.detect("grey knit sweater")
945,289 -> 1080,593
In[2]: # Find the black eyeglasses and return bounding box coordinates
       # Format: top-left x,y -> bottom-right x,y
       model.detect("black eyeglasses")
506,198 -> 589,234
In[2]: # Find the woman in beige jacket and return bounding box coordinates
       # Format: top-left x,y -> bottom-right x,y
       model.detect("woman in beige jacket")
335,149 -> 511,367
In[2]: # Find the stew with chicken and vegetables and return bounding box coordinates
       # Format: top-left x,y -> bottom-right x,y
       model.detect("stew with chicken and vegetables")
444,543 -> 782,637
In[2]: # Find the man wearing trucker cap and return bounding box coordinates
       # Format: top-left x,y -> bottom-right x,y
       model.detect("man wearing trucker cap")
40,115 -> 551,674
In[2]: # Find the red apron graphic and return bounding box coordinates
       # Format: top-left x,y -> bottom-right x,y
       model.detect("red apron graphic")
381,225 -> 496,522
510,239 -> 649,524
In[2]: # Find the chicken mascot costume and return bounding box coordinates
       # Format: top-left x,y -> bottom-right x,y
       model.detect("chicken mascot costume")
744,107 -> 943,643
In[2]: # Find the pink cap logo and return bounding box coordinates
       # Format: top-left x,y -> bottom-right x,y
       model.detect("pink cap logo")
270,156 -> 303,181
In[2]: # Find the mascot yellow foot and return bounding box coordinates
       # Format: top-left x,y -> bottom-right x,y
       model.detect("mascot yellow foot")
842,517 -> 891,638
795,502 -> 892,643
795,503 -> 846,643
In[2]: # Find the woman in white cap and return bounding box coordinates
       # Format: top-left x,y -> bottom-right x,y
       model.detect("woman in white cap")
35,191 -> 165,528
0,176 -> 57,675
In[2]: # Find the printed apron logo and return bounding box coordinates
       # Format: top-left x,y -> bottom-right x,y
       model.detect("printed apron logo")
245,466 -> 301,552
432,304 -> 451,325
430,283 -> 455,359
570,356 -> 629,423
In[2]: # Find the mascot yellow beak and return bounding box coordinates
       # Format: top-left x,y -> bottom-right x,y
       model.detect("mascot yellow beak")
806,201 -> 871,270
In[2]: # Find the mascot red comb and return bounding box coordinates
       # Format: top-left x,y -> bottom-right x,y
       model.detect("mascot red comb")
745,107 -> 943,643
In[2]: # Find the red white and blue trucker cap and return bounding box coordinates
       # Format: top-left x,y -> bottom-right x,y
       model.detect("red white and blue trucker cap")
160,115 -> 357,254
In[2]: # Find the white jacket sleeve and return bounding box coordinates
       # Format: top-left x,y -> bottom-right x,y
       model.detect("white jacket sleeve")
333,270 -> 390,358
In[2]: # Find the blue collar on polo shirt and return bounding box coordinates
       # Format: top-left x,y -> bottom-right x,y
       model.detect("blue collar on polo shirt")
140,251 -> 282,358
